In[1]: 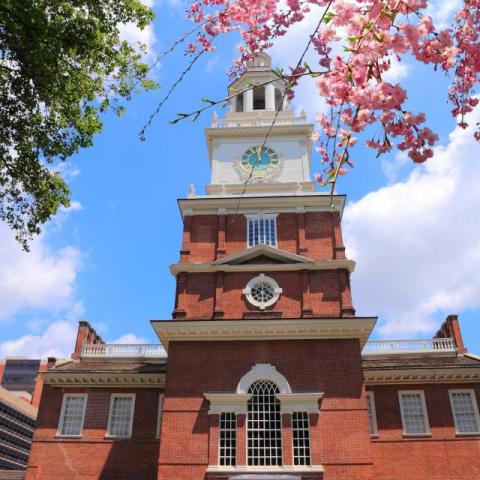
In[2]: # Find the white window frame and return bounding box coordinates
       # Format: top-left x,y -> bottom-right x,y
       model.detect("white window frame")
245,213 -> 278,248
243,274 -> 282,310
218,412 -> 237,467
398,390 -> 431,436
106,393 -> 136,438
449,389 -> 480,435
57,393 -> 88,437
291,411 -> 311,466
366,392 -> 378,437
156,393 -> 164,439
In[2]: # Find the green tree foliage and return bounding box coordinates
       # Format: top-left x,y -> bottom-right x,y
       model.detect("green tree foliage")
0,0 -> 157,249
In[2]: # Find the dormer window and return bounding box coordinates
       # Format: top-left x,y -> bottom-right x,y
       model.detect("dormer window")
246,214 -> 277,247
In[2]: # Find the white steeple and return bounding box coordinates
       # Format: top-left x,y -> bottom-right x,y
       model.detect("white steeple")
205,52 -> 315,196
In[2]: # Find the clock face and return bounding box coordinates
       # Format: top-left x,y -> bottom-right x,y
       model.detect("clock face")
241,146 -> 280,177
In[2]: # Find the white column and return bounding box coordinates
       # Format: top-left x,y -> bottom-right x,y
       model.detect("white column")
244,89 -> 253,112
266,84 -> 275,111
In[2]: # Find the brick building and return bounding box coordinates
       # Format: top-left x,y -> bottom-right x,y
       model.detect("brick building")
27,53 -> 480,480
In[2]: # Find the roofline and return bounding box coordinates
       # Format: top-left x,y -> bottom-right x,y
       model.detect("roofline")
177,193 -> 347,220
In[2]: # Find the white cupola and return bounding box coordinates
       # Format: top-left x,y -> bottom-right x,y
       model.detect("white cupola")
204,52 -> 315,196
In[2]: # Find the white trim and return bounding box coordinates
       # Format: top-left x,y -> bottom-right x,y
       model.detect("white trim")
366,392 -> 378,436
237,364 -> 291,394
213,244 -> 314,265
204,393 -> 252,415
152,317 -> 376,352
398,390 -> 430,436
364,367 -> 480,385
276,394 -> 323,414
206,465 -> 324,474
178,193 -> 345,218
57,393 -> 88,438
170,258 -> 355,276
243,274 -> 282,310
156,393 -> 164,438
106,393 -> 136,438
448,389 -> 480,435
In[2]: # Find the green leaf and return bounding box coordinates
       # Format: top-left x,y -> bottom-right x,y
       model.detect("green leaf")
323,12 -> 335,24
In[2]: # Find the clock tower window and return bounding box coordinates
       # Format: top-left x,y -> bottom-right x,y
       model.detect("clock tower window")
253,86 -> 266,110
247,214 -> 277,248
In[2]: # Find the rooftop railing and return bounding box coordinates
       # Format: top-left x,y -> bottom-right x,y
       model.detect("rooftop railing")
362,338 -> 456,356
211,115 -> 307,128
80,344 -> 166,360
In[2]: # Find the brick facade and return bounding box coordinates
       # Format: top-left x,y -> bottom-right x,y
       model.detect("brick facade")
27,386 -> 161,480
159,339 -> 373,480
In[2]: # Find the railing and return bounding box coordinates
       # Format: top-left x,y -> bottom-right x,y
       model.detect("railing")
80,344 -> 166,359
362,338 -> 456,355
211,116 -> 307,128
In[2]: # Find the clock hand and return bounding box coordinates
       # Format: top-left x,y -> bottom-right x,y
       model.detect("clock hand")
255,145 -> 262,165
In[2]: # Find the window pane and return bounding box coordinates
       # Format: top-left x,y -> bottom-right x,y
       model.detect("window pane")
219,413 -> 237,466
401,393 -> 428,434
247,217 -> 277,247
247,380 -> 282,466
451,392 -> 479,433
109,396 -> 133,437
292,412 -> 310,466
60,396 -> 85,436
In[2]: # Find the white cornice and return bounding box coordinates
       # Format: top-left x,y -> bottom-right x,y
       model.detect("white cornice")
178,194 -> 346,219
151,317 -> 376,352
364,367 -> 480,385
276,393 -> 324,414
43,372 -> 165,388
170,258 -> 356,276
204,393 -> 252,414
213,244 -> 315,265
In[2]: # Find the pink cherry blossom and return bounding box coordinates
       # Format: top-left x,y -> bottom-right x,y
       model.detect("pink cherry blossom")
184,0 -> 480,185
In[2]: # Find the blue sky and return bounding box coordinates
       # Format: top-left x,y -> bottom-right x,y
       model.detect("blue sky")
0,0 -> 479,357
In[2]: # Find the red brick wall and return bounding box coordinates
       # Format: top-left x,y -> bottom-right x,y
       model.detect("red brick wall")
174,270 -> 351,319
158,338 -> 373,480
182,212 -> 346,262
368,384 -> 480,479
27,386 -> 162,480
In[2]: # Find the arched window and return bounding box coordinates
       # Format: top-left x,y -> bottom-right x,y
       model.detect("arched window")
247,380 -> 282,466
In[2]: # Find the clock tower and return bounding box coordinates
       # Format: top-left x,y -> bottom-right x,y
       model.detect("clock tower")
153,52 -> 377,479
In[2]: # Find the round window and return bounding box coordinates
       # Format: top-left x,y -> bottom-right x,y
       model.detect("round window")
243,274 -> 282,310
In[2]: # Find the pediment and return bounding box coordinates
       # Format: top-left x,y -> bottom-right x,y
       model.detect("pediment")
213,244 -> 315,265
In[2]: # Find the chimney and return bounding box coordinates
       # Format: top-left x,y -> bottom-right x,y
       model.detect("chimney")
435,314 -> 467,354
71,321 -> 104,360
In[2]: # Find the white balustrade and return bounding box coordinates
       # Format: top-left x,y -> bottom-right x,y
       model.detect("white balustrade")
363,338 -> 456,355
211,117 -> 306,128
80,344 -> 166,359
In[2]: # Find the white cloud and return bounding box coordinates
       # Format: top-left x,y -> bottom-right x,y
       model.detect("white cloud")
269,4 -> 329,118
344,107 -> 480,337
0,224 -> 82,320
112,333 -> 148,344
119,22 -> 157,62
426,0 -> 462,29
0,320 -> 78,358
